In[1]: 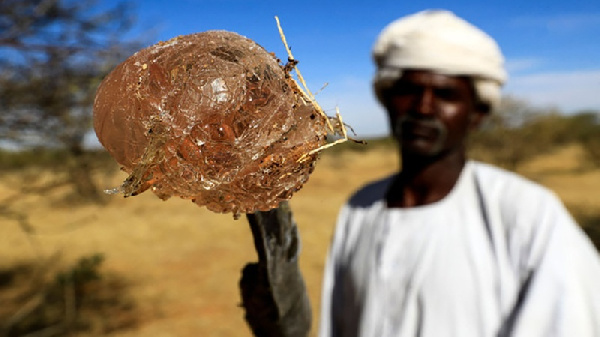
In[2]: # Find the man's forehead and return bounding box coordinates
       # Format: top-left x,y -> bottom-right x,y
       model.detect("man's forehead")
398,70 -> 471,88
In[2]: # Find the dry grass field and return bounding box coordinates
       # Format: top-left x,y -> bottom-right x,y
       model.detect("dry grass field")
1,144 -> 599,336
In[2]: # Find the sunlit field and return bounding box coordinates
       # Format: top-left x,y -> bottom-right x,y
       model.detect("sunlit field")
1,144 -> 599,336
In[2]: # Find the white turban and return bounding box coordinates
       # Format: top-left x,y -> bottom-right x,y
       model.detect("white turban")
372,10 -> 507,110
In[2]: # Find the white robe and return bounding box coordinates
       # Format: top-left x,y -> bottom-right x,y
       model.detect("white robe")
319,161 -> 600,337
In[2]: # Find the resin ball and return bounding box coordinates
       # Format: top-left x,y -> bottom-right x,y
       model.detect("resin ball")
93,31 -> 327,215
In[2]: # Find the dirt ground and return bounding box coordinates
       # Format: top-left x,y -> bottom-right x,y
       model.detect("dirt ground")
1,145 -> 599,336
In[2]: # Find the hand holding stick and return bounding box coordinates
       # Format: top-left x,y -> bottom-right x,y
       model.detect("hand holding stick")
240,201 -> 312,337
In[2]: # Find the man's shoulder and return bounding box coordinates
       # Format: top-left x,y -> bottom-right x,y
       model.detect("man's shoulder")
470,161 -> 550,194
469,160 -> 560,209
347,174 -> 396,208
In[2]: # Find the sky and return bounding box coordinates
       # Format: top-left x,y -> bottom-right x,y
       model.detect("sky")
98,0 -> 600,138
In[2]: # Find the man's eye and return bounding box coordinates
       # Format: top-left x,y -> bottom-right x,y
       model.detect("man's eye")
435,88 -> 461,100
391,83 -> 421,96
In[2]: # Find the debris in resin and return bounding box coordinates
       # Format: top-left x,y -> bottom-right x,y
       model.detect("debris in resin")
93,30 -> 334,216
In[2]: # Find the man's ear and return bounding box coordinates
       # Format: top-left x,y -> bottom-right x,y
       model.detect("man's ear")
469,103 -> 491,129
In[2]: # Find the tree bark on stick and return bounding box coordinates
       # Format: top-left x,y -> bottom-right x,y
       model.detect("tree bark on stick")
240,201 -> 312,337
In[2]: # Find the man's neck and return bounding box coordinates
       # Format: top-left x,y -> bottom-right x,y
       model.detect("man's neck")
386,149 -> 467,208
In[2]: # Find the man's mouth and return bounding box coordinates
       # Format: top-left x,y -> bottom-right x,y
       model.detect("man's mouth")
398,118 -> 443,140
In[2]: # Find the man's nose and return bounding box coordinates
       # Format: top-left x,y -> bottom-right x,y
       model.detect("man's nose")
415,88 -> 434,116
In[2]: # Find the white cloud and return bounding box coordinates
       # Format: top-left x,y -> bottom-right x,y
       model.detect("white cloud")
505,58 -> 543,74
84,129 -> 102,149
511,13 -> 600,32
504,69 -> 600,112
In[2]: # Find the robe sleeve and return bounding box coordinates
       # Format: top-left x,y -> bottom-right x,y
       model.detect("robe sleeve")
504,192 -> 600,337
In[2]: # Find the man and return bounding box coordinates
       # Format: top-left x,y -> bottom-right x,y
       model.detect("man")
318,10 -> 600,337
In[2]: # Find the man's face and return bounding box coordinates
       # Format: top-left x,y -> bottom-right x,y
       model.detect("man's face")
382,70 -> 485,157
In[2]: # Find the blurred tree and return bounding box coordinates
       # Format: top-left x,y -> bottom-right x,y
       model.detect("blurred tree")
0,0 -> 144,200
469,95 -> 600,171
469,96 -> 554,170
567,110 -> 600,168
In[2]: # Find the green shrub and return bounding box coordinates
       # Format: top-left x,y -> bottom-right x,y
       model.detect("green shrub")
0,253 -> 137,336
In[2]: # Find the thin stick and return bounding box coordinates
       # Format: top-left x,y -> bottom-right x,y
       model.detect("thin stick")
275,16 -> 313,99
274,16 -> 335,133
274,17 -> 362,161
298,107 -> 349,162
